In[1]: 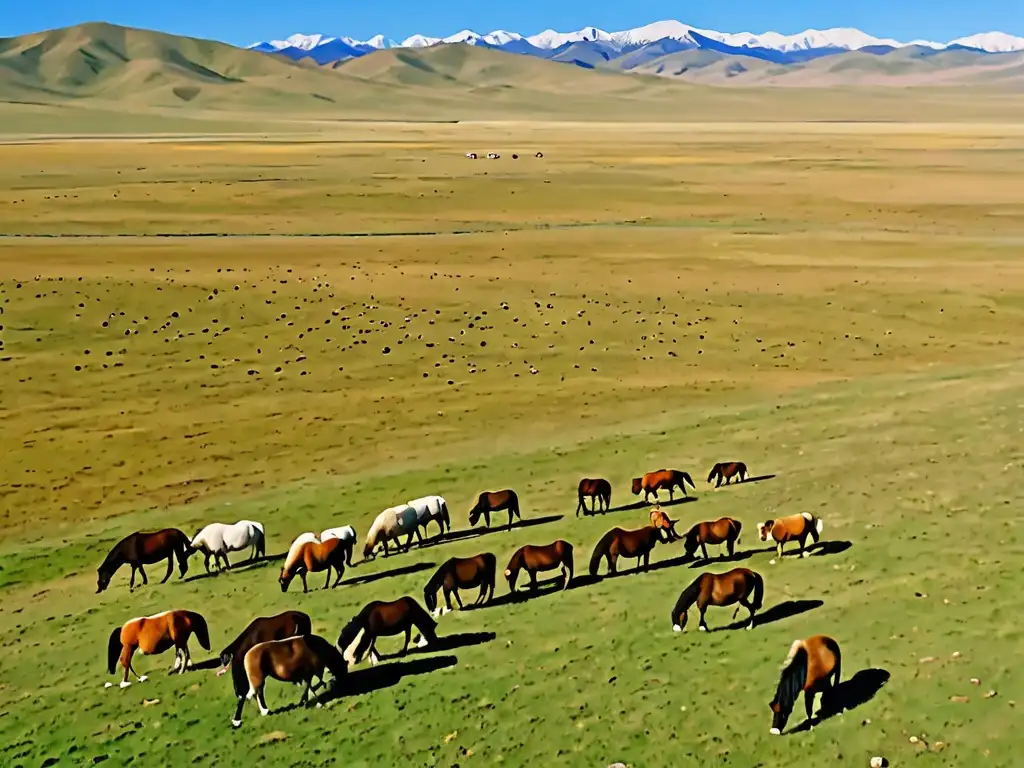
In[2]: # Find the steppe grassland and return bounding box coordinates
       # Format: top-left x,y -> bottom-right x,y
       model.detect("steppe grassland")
0,121 -> 1022,767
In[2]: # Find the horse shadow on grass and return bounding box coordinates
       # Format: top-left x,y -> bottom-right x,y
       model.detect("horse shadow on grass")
718,599 -> 824,632
344,561 -> 436,587
182,554 -> 285,583
789,668 -> 891,734
724,474 -> 776,487
808,541 -> 853,558
377,515 -> 566,556
592,496 -> 698,516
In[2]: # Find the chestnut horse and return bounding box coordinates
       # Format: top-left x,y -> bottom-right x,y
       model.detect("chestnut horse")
423,554 -> 497,616
671,568 -> 764,632
505,540 -> 574,593
279,538 -> 348,593
758,513 -> 824,561
769,635 -> 842,735
708,462 -> 748,487
96,529 -> 193,593
106,609 -> 210,688
631,469 -> 695,504
589,525 -> 666,576
234,634 -> 347,727
649,507 -> 681,541
576,478 -> 612,516
337,596 -> 439,666
683,517 -> 743,561
218,610 -> 312,681
469,489 -> 522,530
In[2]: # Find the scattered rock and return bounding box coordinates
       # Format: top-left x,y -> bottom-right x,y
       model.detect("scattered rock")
950,695 -> 970,703
258,731 -> 289,745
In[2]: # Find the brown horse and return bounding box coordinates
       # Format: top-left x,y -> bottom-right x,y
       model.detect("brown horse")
769,635 -> 842,735
469,490 -> 522,529
708,462 -> 748,487
671,568 -> 764,632
218,610 -> 312,681
96,529 -> 193,593
423,554 -> 497,616
589,525 -> 666,576
683,517 -> 743,561
505,540 -> 574,593
649,507 -> 681,541
631,469 -> 695,504
279,537 -> 348,593
758,513 -> 824,561
106,609 -> 210,688
234,634 -> 347,727
337,596 -> 439,666
576,478 -> 612,516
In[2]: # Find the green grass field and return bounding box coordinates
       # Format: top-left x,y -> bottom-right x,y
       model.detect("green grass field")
1,122 -> 1022,768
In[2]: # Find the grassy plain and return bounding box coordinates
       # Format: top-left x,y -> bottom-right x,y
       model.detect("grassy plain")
0,122 -> 1022,768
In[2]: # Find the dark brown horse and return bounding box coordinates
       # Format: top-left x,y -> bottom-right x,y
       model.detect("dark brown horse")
576,478 -> 612,516
218,610 -> 312,685
505,540 -> 573,593
707,462 -> 748,487
671,568 -> 764,632
279,538 -> 349,593
337,596 -> 438,666
683,517 -> 743,561
423,554 -> 496,616
769,635 -> 842,735
589,525 -> 666,576
759,513 -> 824,561
631,469 -> 695,504
469,489 -> 522,529
106,609 -> 210,688
96,529 -> 193,593
234,634 -> 347,727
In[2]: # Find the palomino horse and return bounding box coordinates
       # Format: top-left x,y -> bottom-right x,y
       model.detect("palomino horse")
363,505 -> 423,559
758,513 -> 824,561
279,538 -> 349,592
189,520 -> 265,573
319,526 -> 357,567
423,554 -> 497,616
504,540 -> 573,593
234,634 -> 347,727
769,634 -> 842,735
671,568 -> 764,632
707,462 -> 748,487
218,610 -> 312,676
630,469 -> 695,504
683,517 -> 743,561
469,489 -> 522,530
337,596 -> 438,666
649,507 -> 681,541
106,609 -> 210,688
408,495 -> 452,538
589,525 -> 667,576
96,529 -> 193,593
576,478 -> 612,516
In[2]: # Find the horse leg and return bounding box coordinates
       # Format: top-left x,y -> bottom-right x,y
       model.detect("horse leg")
257,684 -> 270,717
161,555 -> 173,583
368,638 -> 381,667
697,602 -> 710,633
298,679 -> 311,706
332,565 -> 344,588
300,571 -> 309,593
169,647 -> 181,675
745,599 -> 756,630
804,690 -> 816,726
799,534 -> 810,558
727,537 -> 736,558
203,553 -> 211,574
129,566 -> 137,592
701,543 -> 709,561
529,569 -> 538,593
453,588 -> 465,610
222,551 -> 231,570
400,627 -> 411,656
180,643 -> 191,674
776,542 -> 784,561
324,566 -> 332,590
443,586 -> 454,614
232,695 -> 246,728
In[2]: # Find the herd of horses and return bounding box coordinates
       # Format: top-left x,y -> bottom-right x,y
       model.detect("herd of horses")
97,460 -> 846,736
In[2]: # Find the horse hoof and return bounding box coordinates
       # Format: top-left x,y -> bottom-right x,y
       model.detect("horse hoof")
769,728 -> 781,736
769,559 -> 777,565
672,624 -> 682,632
139,675 -> 148,683
698,626 -> 707,632
259,709 -> 269,717
104,682 -> 113,688
416,636 -> 429,648
232,719 -> 242,728
431,608 -> 440,618
802,552 -> 810,558
120,681 -> 131,689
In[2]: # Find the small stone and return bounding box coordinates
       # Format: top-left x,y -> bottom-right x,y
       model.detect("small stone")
143,698 -> 160,706
444,731 -> 458,744
984,690 -> 997,698
919,657 -> 936,664
970,678 -> 981,685
909,736 -> 920,744
952,651 -> 962,659
950,695 -> 969,703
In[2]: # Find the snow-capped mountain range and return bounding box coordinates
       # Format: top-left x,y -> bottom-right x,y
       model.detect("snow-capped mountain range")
248,20 -> 1024,67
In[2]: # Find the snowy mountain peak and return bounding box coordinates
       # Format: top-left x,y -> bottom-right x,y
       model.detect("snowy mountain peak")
949,31 -> 1024,52
525,26 -> 613,49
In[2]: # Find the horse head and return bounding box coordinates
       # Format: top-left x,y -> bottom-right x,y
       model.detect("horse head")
683,528 -> 700,558
504,565 -> 519,593
468,499 -> 484,527
278,568 -> 294,592
96,569 -> 112,594
768,697 -> 790,735
758,521 -> 774,542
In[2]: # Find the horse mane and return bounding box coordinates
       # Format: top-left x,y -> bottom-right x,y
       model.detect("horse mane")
707,464 -> 721,483
304,634 -> 349,680
185,611 -> 211,651
425,559 -> 454,595
403,597 -> 438,640
773,641 -> 809,715
683,523 -> 702,555
99,533 -> 134,572
671,574 -> 705,625
283,540 -> 309,574
588,528 -> 620,576
106,626 -> 123,674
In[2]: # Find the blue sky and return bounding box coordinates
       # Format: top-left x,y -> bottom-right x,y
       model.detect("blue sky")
4,1 -> 1023,45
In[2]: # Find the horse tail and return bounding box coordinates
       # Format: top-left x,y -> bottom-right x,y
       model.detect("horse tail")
510,491 -> 521,520
815,516 -> 824,536
561,542 -> 574,588
231,653 -> 250,698
775,641 -> 809,713
253,525 -> 266,559
738,462 -> 748,481
107,626 -> 123,675
441,501 -> 452,533
175,528 -> 194,559
671,575 -> 704,628
344,538 -> 355,567
406,598 -> 438,641
707,464 -> 720,484
825,637 -> 842,686
186,612 -> 211,651
749,571 -> 764,612
731,519 -> 743,545
682,472 -> 695,490
589,529 -> 617,576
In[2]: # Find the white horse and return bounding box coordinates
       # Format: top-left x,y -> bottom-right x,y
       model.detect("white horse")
362,506 -> 422,559
320,526 -> 357,566
407,496 -> 451,539
190,520 -> 265,572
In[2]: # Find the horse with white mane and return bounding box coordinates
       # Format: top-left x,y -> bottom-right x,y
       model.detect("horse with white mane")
407,496 -> 451,539
320,526 -> 357,567
189,520 -> 265,573
363,506 -> 422,559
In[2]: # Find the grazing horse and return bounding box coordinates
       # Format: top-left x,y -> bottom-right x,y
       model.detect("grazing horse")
423,554 -> 496,616
683,517 -> 743,561
189,520 -> 265,573
106,609 -> 210,688
504,540 -> 573,593
469,490 -> 522,530
649,507 -> 681,541
671,568 -> 764,632
319,526 -> 356,567
218,610 -> 312,675
589,525 -> 666,576
408,495 -> 452,538
234,634 -> 347,727
363,505 -> 423,559
576,478 -> 612,516
337,597 -> 438,666
707,462 -> 748,487
769,635 -> 842,735
279,538 -> 349,593
96,529 -> 193,593
758,513 -> 824,561
631,469 -> 695,504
